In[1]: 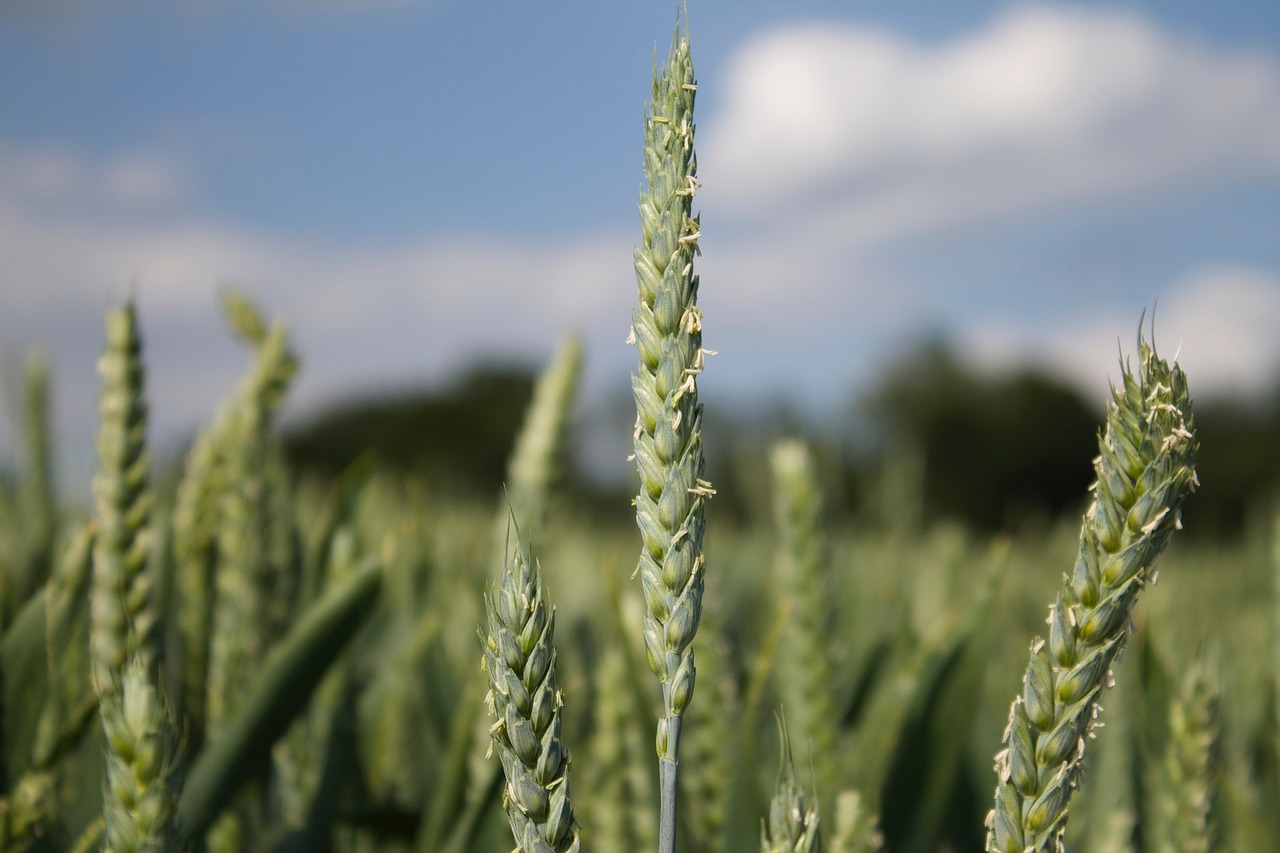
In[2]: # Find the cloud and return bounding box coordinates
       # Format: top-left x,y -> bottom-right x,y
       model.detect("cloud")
700,4 -> 1280,243
958,265 -> 1280,405
0,185 -> 636,478
0,140 -> 191,213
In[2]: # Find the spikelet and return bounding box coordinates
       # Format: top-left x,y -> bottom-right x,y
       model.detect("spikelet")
987,332 -> 1198,853
482,527 -> 581,852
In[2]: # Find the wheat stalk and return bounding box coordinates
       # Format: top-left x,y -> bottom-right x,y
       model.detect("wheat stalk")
630,21 -> 713,851
987,331 -> 1198,853
482,525 -> 582,852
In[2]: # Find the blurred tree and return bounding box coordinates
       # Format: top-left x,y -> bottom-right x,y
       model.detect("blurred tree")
1182,391 -> 1280,538
863,339 -> 1099,532
284,365 -> 533,500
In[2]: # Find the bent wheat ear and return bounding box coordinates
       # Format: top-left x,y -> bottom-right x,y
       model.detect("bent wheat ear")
630,20 -> 711,852
987,332 -> 1198,853
482,526 -> 581,853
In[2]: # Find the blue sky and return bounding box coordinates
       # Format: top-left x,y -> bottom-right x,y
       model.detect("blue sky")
1,0 -> 1278,485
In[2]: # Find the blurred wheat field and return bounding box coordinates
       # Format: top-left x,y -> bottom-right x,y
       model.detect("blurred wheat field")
0,297 -> 1274,851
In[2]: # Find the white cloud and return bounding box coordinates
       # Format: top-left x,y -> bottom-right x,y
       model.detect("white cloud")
959,265 -> 1280,404
0,140 -> 190,212
700,4 -> 1280,243
0,189 -> 636,475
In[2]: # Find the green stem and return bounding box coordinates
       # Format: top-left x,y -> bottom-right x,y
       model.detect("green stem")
659,717 -> 682,853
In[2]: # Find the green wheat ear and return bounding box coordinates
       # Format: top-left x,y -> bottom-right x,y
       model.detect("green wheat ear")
630,19 -> 713,852
1154,659 -> 1221,853
90,300 -> 155,693
987,330 -> 1198,853
100,655 -> 180,853
762,715 -> 821,853
482,523 -> 581,853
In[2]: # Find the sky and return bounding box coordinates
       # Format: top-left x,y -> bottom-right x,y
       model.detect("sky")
1,0 -> 1278,487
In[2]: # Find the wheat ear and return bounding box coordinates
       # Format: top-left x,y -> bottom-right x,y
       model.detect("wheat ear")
770,440 -> 838,802
482,525 -> 581,852
987,332 -> 1198,853
90,300 -> 155,692
100,655 -> 180,853
1154,660 -> 1220,853
828,790 -> 883,853
497,334 -> 583,546
89,301 -> 181,853
630,21 -> 712,851
762,716 -> 821,853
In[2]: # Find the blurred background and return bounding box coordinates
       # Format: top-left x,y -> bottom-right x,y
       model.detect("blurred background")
1,0 -> 1278,538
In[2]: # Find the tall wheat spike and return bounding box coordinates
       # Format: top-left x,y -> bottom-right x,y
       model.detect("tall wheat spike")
482,525 -> 581,853
987,332 -> 1198,853
630,21 -> 713,850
